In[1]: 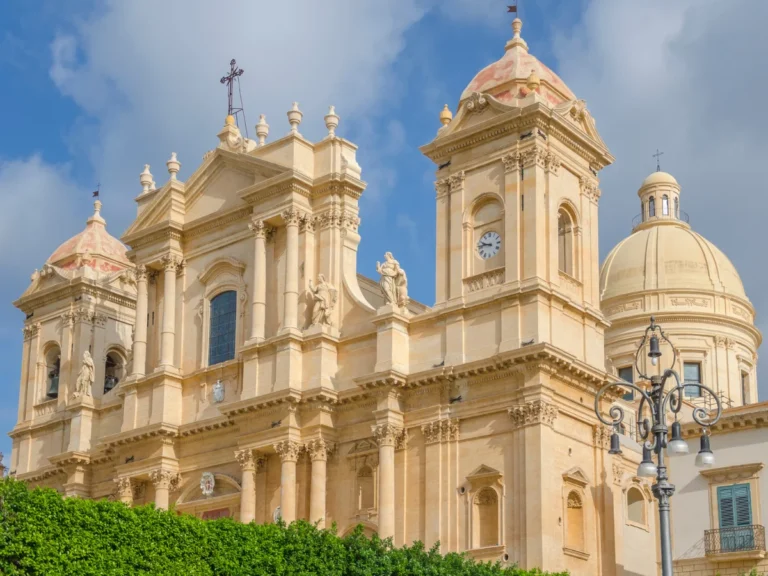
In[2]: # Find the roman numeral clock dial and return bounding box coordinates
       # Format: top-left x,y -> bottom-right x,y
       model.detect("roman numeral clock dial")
476,231 -> 501,260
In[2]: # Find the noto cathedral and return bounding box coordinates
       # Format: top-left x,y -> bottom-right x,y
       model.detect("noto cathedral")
9,18 -> 760,576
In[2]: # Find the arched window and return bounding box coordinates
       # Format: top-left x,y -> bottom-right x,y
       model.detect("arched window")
627,487 -> 646,525
357,465 -> 374,511
674,197 -> 679,218
474,487 -> 499,548
662,195 -> 669,216
648,197 -> 656,218
45,346 -> 61,399
104,351 -> 125,394
558,208 -> 575,276
565,491 -> 585,551
209,291 -> 237,366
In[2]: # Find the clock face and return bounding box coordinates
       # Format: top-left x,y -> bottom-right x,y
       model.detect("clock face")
477,231 -> 501,260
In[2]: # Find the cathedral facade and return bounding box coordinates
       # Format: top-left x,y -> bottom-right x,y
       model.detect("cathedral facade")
9,18 -> 760,576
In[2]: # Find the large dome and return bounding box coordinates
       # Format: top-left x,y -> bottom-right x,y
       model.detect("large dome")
600,222 -> 747,302
460,18 -> 576,107
47,200 -> 131,274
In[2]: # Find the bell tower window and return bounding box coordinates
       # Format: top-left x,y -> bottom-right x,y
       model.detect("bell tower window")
648,197 -> 656,218
45,346 -> 61,399
662,195 -> 669,216
558,206 -> 579,277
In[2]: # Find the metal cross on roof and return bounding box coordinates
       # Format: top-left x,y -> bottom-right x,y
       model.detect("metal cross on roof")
220,59 -> 244,117
653,149 -> 664,172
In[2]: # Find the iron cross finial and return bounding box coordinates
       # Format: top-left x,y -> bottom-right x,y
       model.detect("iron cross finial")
220,59 -> 244,117
653,149 -> 664,172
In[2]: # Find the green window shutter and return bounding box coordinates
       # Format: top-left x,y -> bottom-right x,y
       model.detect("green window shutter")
734,484 -> 752,526
718,486 -> 735,528
718,484 -> 752,528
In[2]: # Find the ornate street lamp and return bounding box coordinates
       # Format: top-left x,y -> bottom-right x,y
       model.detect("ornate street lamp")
594,317 -> 722,576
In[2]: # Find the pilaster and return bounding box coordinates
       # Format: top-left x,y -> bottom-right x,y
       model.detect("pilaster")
508,398 -> 559,570
235,448 -> 257,523
448,171 -> 465,302
372,422 -> 405,540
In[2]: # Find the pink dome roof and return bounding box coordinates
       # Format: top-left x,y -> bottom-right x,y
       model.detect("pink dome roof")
460,19 -> 576,107
47,201 -> 131,273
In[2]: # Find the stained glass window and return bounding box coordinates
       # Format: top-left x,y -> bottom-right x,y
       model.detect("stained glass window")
209,291 -> 237,366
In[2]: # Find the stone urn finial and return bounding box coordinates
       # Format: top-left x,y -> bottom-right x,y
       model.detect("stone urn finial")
140,164 -> 153,193
256,114 -> 269,146
324,106 -> 339,138
287,102 -> 303,135
166,152 -> 181,181
439,104 -> 453,126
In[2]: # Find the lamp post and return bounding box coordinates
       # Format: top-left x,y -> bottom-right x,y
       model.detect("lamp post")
594,317 -> 722,576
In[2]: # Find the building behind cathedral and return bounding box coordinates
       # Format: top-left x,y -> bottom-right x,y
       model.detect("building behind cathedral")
8,17 -> 763,576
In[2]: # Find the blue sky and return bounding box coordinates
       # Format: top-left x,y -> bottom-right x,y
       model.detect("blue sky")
1,0 -> 767,463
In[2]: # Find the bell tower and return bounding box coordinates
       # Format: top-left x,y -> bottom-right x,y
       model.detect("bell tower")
420,17 -> 614,365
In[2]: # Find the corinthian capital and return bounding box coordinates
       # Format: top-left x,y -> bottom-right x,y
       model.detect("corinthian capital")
114,477 -> 133,499
248,219 -> 271,239
372,423 -> 405,448
305,439 -> 335,462
508,399 -> 558,429
281,207 -> 303,227
274,440 -> 302,462
136,264 -> 148,282
149,469 -> 180,491
234,448 -> 256,471
161,254 -> 184,272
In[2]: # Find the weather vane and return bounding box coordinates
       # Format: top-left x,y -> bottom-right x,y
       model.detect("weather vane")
220,59 -> 249,138
653,149 -> 664,172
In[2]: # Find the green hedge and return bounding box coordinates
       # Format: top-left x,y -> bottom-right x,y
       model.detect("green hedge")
0,479 -> 567,576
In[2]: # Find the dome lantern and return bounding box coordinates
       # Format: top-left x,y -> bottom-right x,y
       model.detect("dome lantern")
635,171 -> 684,230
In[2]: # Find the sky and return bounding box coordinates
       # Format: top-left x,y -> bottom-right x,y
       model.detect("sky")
1,0 -> 767,463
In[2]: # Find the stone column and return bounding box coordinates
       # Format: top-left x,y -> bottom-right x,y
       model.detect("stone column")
372,423 -> 403,540
282,209 -> 301,331
115,477 -> 134,505
235,449 -> 256,524
274,440 -> 301,523
132,265 -> 149,377
149,469 -> 179,510
248,221 -> 268,342
306,439 -> 333,528
159,255 -> 182,368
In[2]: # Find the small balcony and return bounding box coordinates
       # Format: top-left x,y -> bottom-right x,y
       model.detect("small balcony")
705,525 -> 766,561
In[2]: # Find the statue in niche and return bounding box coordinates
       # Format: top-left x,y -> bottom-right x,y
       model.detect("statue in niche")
307,274 -> 337,327
72,350 -> 94,399
212,379 -> 225,403
376,252 -> 409,308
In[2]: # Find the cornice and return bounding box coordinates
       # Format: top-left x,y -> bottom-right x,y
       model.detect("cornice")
420,102 -> 612,170
682,402 -> 768,437
98,423 -> 179,450
178,415 -> 236,437
14,277 -> 137,315
605,310 -> 762,346
699,463 -> 764,482
219,389 -> 303,417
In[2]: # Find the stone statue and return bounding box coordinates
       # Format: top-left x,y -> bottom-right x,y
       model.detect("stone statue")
308,274 -> 337,326
72,350 -> 94,399
212,379 -> 225,403
376,252 -> 409,308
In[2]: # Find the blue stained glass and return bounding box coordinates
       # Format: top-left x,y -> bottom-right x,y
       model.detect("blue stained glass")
209,291 -> 237,366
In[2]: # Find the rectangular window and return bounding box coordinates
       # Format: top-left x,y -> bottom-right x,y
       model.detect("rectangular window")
717,484 -> 754,551
741,371 -> 750,405
684,362 -> 702,398
618,366 -> 634,401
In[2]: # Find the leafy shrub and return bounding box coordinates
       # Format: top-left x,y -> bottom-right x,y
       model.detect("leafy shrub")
0,479 -> 568,576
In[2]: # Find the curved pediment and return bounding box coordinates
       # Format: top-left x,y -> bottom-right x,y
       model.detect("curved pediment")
198,257 -> 246,285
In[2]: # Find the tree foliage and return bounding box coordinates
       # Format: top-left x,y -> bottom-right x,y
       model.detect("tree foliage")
0,479 -> 568,576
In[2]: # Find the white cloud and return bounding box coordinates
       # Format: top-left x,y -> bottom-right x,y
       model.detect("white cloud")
0,155 -> 81,276
48,0 -> 430,236
552,0 -> 768,397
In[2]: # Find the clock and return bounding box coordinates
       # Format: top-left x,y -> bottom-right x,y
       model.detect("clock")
477,231 -> 501,260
